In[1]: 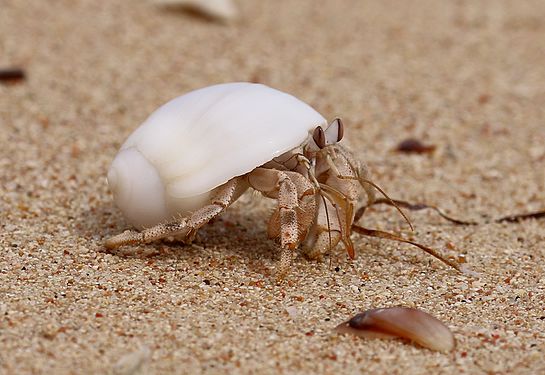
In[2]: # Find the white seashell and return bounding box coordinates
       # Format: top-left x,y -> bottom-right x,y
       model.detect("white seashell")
155,0 -> 238,22
108,82 -> 326,228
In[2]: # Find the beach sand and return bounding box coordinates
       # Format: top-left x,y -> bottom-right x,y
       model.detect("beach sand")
1,1 -> 544,373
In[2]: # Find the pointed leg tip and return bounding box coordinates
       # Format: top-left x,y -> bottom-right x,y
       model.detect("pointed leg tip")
275,248 -> 295,281
103,230 -> 139,249
275,263 -> 290,281
275,272 -> 288,284
103,235 -> 122,249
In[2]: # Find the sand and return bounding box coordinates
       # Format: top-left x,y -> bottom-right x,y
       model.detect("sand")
1,0 -> 544,374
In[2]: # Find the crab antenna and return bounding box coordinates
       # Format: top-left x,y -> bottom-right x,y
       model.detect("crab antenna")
359,178 -> 414,232
352,225 -> 461,272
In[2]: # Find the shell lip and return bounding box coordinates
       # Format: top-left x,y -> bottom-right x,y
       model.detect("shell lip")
107,147 -> 168,228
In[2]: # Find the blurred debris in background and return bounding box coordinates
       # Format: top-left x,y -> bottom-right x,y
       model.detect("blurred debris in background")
113,346 -> 151,375
154,0 -> 238,23
0,67 -> 26,84
395,138 -> 436,154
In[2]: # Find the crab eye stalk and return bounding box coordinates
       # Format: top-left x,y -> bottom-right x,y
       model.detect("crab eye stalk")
312,126 -> 327,149
325,118 -> 344,145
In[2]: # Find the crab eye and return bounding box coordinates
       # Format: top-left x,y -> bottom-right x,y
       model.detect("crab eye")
312,126 -> 326,149
325,118 -> 344,145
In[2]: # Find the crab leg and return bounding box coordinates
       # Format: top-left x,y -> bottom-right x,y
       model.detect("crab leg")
302,195 -> 342,260
319,184 -> 356,259
327,145 -> 376,205
248,168 -> 316,277
104,177 -> 248,249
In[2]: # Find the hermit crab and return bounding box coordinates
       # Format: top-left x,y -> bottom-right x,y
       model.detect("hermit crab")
105,82 -> 408,277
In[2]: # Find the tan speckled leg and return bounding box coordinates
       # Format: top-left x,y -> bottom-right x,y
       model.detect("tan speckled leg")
248,168 -> 316,279
104,177 -> 248,249
302,196 -> 342,260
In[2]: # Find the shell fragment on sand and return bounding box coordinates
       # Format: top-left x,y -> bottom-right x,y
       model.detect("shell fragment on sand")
154,0 -> 238,22
335,307 -> 456,352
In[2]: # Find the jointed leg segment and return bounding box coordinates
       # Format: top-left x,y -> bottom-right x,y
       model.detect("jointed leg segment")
105,146 -> 373,279
104,177 -> 247,249
248,167 -> 317,277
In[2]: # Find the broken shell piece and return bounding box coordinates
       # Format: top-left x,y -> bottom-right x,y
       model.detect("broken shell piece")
285,305 -> 298,319
335,307 -> 455,352
155,0 -> 238,22
113,345 -> 151,375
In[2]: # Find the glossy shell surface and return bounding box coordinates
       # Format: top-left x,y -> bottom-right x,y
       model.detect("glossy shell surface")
108,82 -> 326,228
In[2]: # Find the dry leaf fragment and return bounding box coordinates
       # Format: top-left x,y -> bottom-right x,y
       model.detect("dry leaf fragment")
495,210 -> 545,223
0,67 -> 26,83
355,197 -> 545,225
155,0 -> 238,22
395,138 -> 436,154
335,307 -> 455,352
